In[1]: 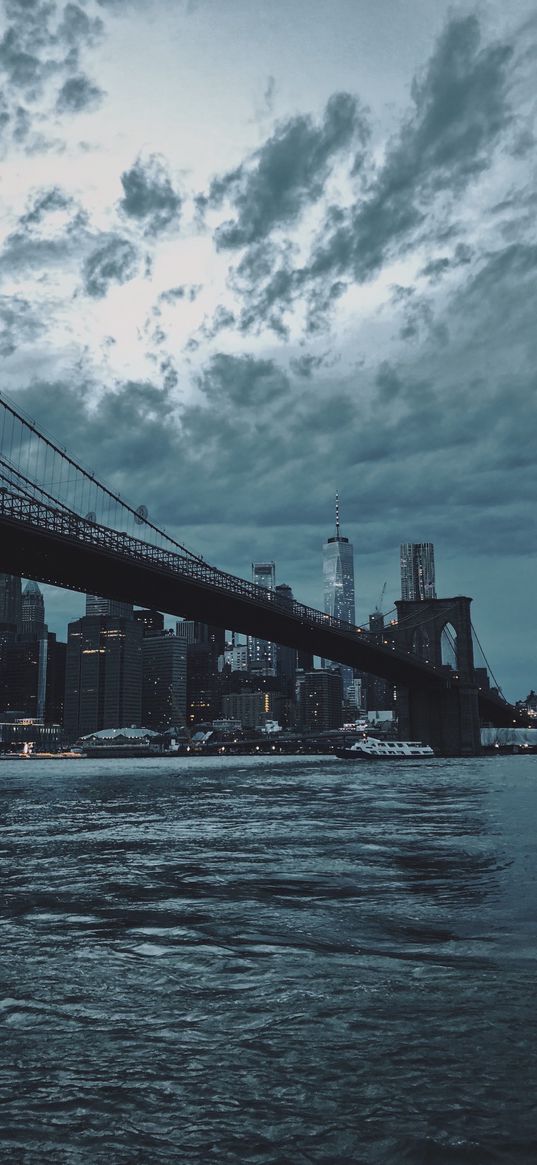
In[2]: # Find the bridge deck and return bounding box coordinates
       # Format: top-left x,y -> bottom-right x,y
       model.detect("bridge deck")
0,488 -> 515,723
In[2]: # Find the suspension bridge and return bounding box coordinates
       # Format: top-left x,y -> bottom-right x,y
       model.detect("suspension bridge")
0,389 -> 523,754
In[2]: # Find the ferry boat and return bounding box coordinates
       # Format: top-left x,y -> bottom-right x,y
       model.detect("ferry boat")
335,736 -> 435,760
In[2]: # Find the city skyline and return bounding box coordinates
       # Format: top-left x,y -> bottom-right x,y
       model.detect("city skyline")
0,0 -> 535,698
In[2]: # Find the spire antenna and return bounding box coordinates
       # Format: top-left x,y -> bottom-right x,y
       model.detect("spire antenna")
335,491 -> 340,538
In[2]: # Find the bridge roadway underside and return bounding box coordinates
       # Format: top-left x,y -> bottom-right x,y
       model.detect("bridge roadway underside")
0,516 -> 515,741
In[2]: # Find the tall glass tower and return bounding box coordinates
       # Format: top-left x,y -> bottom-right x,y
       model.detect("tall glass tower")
322,495 -> 356,706
323,495 -> 356,625
400,543 -> 436,600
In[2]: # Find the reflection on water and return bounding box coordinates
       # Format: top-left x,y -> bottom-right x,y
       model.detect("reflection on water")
1,754 -> 537,1164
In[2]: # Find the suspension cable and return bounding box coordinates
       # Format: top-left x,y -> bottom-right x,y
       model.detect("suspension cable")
471,621 -> 506,701
0,389 -> 207,565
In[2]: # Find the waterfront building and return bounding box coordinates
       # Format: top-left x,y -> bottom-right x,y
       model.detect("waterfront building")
300,670 -> 343,733
1,635 -> 48,720
221,689 -> 276,731
248,562 -> 276,674
0,578 -> 48,720
400,543 -> 437,601
178,620 -> 225,725
64,615 -> 143,739
45,633 -> 66,725
142,631 -> 187,730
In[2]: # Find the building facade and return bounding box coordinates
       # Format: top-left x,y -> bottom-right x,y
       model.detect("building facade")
64,615 -> 143,739
400,543 -> 437,601
0,573 -> 22,632
221,690 -> 275,730
86,595 -> 134,619
322,498 -> 356,625
248,562 -> 276,674
21,581 -> 45,636
1,636 -> 48,719
142,632 -> 187,730
300,670 -> 343,733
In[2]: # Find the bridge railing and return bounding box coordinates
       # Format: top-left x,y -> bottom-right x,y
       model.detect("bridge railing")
0,487 -> 375,644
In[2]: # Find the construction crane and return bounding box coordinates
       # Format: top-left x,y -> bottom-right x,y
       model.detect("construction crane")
376,580 -> 387,612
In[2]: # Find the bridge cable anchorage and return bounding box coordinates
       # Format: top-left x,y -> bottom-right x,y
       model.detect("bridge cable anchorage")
471,621 -> 506,702
0,389 -> 207,566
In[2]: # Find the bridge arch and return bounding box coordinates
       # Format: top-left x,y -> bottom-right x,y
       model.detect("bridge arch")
394,595 -> 481,755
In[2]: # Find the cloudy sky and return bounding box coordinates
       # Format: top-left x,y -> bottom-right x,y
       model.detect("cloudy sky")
1,0 -> 536,697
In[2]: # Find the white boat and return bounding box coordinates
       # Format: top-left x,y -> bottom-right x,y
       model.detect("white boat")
335,736 -> 434,760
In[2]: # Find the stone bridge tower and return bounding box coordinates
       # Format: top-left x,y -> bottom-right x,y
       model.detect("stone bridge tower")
394,596 -> 481,756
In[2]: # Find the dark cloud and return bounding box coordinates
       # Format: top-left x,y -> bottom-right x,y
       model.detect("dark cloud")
389,284 -> 449,344
289,353 -> 328,379
82,234 -> 140,297
312,15 -> 513,283
158,285 -> 200,306
375,362 -> 402,404
19,185 -> 74,226
56,73 -> 104,113
194,305 -> 236,342
0,295 -> 44,356
420,243 -> 473,282
196,353 -> 289,409
0,2 -> 56,98
0,186 -> 89,274
119,155 -> 182,237
203,91 -> 368,250
232,241 -> 297,337
0,0 -> 105,147
223,15 -> 515,338
59,3 -> 104,47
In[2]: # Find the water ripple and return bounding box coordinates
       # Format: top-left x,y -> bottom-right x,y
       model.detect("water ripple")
1,754 -> 536,1163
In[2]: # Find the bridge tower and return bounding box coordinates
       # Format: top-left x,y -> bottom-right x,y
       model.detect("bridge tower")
394,596 -> 481,756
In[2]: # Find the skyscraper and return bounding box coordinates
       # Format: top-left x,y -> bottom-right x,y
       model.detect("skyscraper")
64,615 -> 143,739
248,562 -> 276,673
400,543 -> 437,601
322,496 -> 356,624
322,495 -> 356,701
300,670 -> 343,732
142,632 -> 187,730
5,638 -> 48,719
0,578 -> 48,720
21,581 -> 45,636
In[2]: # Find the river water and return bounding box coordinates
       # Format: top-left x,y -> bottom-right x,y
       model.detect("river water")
1,754 -> 536,1164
